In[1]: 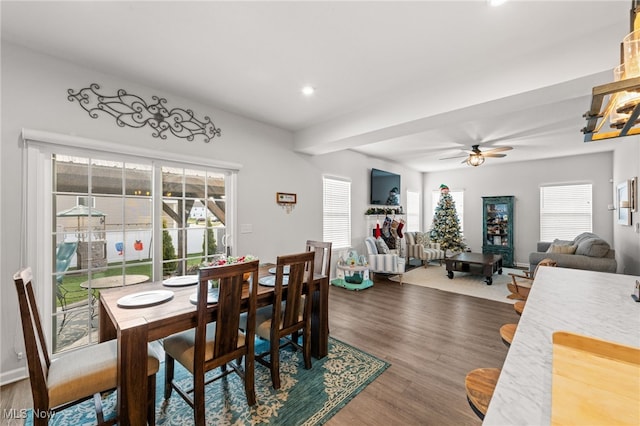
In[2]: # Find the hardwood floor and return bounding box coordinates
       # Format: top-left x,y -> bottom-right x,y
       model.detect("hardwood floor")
325,274 -> 517,426
1,273 -> 518,425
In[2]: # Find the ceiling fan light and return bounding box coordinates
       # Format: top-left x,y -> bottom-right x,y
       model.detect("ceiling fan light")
467,154 -> 485,167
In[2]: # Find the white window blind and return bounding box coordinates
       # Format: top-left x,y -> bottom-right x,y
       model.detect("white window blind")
540,184 -> 592,241
432,189 -> 464,232
406,190 -> 420,232
323,176 -> 351,249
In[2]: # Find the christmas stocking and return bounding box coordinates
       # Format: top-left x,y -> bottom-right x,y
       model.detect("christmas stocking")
391,219 -> 399,239
397,220 -> 404,238
375,222 -> 381,238
382,216 -> 392,238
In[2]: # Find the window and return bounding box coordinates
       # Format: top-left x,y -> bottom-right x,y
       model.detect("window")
432,189 -> 464,232
406,190 -> 420,232
540,183 -> 592,241
24,130 -> 237,354
323,176 -> 351,250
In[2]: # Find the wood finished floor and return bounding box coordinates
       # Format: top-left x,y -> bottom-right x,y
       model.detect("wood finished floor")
1,272 -> 518,425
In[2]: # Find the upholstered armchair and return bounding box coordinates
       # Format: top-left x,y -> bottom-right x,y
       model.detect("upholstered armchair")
404,232 -> 445,267
364,236 -> 405,285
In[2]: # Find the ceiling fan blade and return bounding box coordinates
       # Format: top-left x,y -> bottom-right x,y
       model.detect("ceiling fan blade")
482,153 -> 507,158
439,154 -> 468,160
482,146 -> 513,154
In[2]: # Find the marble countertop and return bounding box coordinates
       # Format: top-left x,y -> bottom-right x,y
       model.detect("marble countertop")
483,266 -> 640,425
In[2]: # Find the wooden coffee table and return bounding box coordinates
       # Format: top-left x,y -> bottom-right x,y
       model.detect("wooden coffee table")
445,252 -> 503,285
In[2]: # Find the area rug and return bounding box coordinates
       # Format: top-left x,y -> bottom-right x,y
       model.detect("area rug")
25,337 -> 389,425
390,263 -> 522,304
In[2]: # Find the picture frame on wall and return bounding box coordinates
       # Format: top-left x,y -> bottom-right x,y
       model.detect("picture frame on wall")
617,181 -> 631,226
276,192 -> 297,204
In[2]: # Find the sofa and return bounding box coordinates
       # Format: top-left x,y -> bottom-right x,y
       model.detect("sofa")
404,231 -> 445,267
529,232 -> 617,273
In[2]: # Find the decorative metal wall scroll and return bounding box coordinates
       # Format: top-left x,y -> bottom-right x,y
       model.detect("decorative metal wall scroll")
67,83 -> 221,143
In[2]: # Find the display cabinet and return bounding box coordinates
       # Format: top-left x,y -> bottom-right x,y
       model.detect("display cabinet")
482,196 -> 514,267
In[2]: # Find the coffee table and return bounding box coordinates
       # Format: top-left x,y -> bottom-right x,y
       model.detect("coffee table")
445,252 -> 503,285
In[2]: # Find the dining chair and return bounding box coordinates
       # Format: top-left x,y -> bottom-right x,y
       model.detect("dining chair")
305,240 -> 332,280
507,258 -> 557,300
163,260 -> 259,424
13,267 -> 160,426
247,251 -> 315,390
305,240 -> 332,355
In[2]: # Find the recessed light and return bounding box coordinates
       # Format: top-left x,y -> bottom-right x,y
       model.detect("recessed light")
488,0 -> 508,6
301,86 -> 315,96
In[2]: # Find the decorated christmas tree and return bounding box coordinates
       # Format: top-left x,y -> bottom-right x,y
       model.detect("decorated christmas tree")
430,184 -> 466,254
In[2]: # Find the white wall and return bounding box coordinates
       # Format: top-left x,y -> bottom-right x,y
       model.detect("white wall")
424,152 -> 617,268
0,43 -> 423,383
612,136 -> 640,275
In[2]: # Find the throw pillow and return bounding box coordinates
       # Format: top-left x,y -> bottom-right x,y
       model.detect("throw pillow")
575,237 -> 610,258
415,232 -> 428,247
547,244 -> 577,254
375,237 -> 390,254
552,238 -> 574,246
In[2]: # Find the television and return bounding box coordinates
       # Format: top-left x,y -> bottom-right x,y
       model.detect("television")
370,168 -> 401,205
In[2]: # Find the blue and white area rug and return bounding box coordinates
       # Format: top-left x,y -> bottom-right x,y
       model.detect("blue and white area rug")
25,337 -> 389,425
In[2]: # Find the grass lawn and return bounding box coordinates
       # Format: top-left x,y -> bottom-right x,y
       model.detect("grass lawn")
57,254 -> 206,307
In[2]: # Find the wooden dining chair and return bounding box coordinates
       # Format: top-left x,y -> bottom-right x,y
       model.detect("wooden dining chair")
163,260 -> 259,424
252,251 -> 315,390
305,240 -> 332,356
507,258 -> 557,300
13,267 -> 159,426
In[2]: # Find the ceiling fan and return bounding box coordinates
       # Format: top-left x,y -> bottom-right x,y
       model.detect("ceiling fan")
440,144 -> 513,167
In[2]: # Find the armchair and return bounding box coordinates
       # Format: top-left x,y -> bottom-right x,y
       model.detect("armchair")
404,231 -> 445,267
364,236 -> 405,285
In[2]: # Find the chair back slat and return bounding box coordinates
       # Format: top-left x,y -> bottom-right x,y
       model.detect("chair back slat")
274,252 -> 315,331
13,267 -> 51,409
305,240 -> 332,278
196,260 -> 259,364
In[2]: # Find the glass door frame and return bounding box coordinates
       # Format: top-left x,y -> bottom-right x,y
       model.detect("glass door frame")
22,129 -> 241,354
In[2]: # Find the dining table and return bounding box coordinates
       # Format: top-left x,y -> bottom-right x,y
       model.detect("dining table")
98,263 -> 328,425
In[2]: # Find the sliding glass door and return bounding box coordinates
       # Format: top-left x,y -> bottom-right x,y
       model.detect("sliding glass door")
49,153 -> 233,353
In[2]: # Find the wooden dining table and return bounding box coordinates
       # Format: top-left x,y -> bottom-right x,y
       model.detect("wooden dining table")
98,263 -> 328,425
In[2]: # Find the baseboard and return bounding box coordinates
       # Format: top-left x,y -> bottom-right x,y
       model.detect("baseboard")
0,366 -> 27,387
514,262 -> 529,270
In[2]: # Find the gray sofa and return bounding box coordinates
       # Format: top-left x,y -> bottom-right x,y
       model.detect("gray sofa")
529,232 -> 617,273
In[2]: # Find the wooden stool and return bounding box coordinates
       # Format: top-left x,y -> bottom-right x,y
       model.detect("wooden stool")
500,323 -> 517,347
465,368 -> 501,420
514,301 -> 525,316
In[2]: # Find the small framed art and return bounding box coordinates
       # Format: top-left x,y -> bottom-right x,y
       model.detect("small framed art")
276,192 -> 297,204
617,181 -> 631,226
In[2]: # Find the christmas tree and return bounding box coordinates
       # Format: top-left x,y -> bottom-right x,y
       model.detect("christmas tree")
430,184 -> 466,254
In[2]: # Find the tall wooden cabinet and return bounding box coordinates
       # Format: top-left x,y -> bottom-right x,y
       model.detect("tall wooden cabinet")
482,196 -> 514,267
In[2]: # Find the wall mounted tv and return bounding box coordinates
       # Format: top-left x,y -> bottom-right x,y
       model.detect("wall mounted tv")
370,168 -> 401,205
